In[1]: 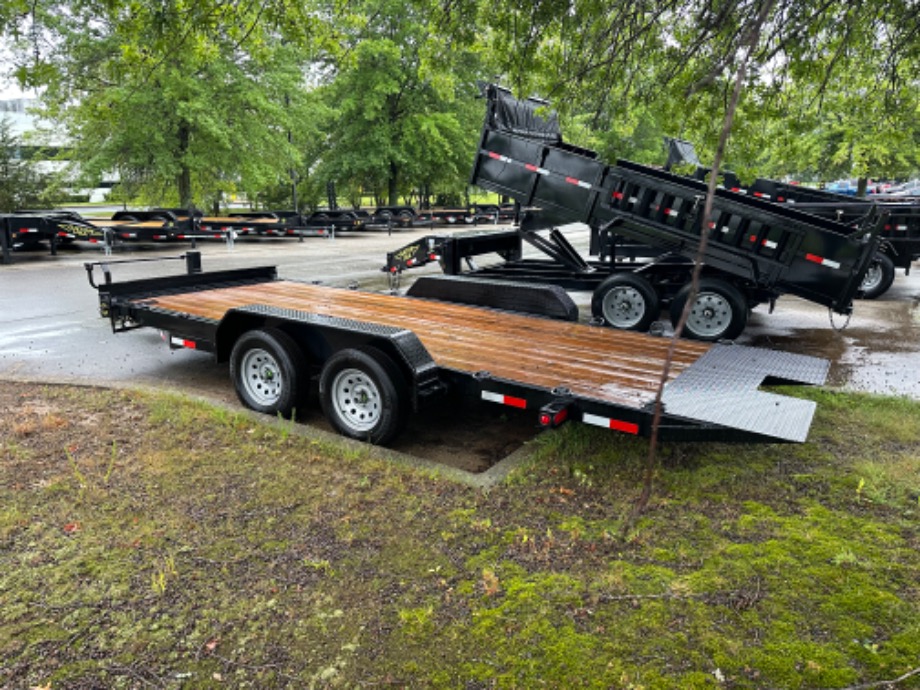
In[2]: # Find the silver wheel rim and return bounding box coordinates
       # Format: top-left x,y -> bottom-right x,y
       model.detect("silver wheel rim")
686,291 -> 733,338
602,286 -> 647,328
861,263 -> 882,292
241,348 -> 284,406
332,367 -> 381,432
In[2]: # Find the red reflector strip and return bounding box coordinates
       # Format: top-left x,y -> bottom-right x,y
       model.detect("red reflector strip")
524,163 -> 549,175
753,191 -> 772,199
170,336 -> 197,349
487,151 -> 512,163
565,176 -> 592,190
805,254 -> 841,270
582,412 -> 639,435
481,391 -> 527,409
664,208 -> 678,218
613,191 -> 624,200
89,238 -> 98,243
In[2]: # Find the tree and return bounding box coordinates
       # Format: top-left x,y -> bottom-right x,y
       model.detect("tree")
7,0 -> 318,208
310,0 -> 485,206
0,116 -> 49,211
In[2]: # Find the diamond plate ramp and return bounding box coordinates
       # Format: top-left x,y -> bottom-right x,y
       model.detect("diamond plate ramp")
661,344 -> 830,443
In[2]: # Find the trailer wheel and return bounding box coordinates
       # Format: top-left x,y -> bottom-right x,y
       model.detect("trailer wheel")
591,273 -> 660,331
858,253 -> 895,299
670,278 -> 748,341
319,346 -> 408,445
398,210 -> 414,227
230,328 -> 307,417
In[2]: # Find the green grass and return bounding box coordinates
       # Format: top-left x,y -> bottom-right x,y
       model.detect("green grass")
0,383 -> 918,688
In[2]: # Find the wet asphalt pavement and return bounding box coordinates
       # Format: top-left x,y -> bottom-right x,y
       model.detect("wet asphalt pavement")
2,225 -> 919,407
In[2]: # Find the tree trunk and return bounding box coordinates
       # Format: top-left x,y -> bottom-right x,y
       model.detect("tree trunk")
856,177 -> 869,198
388,160 -> 399,206
177,122 -> 192,208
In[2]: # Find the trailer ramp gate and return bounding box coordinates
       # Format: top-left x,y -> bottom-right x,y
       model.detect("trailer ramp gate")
660,344 -> 828,443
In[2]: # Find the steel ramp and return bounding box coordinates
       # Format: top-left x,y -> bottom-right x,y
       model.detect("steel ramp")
661,344 -> 829,443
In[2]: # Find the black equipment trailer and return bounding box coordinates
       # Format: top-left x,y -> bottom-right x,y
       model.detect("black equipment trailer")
664,137 -> 920,299
85,252 -> 830,445
1,209 -> 200,263
384,85 -> 880,341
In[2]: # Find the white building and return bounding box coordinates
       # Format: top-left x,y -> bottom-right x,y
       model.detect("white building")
1,97 -> 117,202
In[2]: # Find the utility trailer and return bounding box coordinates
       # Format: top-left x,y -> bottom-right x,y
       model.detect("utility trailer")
85,252 -> 831,445
385,85 -> 880,341
664,137 -> 920,299
1,210 -> 199,264
197,211 -> 333,239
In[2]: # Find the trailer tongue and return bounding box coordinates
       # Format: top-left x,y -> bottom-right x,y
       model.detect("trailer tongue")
87,254 -> 828,445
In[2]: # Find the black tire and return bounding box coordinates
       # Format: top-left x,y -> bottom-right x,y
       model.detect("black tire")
591,273 -> 660,331
859,253 -> 895,299
319,346 -> 408,445
397,210 -> 414,227
229,328 -> 307,417
670,278 -> 748,341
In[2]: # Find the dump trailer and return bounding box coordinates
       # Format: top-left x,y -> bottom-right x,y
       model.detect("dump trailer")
385,85 -> 880,341
85,251 -> 831,445
664,137 -> 920,298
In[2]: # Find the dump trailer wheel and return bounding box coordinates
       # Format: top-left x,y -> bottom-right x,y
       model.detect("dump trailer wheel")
398,210 -> 414,227
591,273 -> 660,331
319,346 -> 408,445
670,278 -> 748,341
230,328 -> 307,417
858,253 -> 895,299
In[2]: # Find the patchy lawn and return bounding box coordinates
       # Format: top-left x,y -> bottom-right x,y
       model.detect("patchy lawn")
1,381 -> 918,689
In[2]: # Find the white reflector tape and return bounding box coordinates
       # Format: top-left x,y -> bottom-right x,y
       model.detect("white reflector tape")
481,391 -> 527,409
665,208 -> 679,218
170,336 -> 197,349
762,239 -> 778,249
896,225 -> 908,231
525,163 -> 550,176
565,176 -> 592,189
582,413 -> 639,435
753,192 -> 772,199
487,151 -> 512,163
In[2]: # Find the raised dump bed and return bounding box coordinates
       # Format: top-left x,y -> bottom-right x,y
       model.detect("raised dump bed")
87,254 -> 830,445
384,85 -> 880,342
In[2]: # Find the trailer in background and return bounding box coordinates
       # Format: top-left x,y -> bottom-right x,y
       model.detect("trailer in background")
664,137 -> 920,299
384,85 -> 880,341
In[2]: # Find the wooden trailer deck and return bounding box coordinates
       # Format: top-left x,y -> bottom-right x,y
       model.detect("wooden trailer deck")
141,280 -> 710,410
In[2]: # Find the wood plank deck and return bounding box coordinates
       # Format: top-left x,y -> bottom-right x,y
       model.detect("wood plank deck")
142,281 -> 710,409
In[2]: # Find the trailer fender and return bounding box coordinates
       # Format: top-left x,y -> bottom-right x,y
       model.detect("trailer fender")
216,305 -> 442,411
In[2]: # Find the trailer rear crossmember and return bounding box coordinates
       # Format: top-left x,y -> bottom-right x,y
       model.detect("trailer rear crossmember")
88,256 -> 829,445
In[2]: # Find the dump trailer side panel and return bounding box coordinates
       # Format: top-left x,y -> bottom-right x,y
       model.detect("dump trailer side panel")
472,119 -> 878,313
